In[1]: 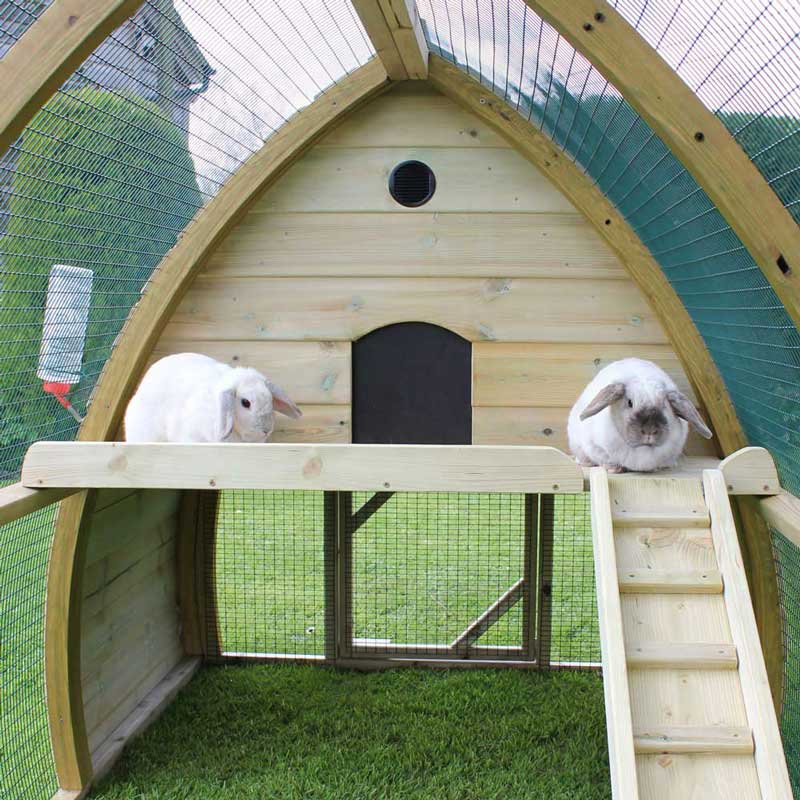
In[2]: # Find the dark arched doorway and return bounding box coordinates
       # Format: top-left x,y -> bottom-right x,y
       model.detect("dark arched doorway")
352,322 -> 471,444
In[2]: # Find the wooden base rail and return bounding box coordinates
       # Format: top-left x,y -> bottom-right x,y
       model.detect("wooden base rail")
760,490 -> 800,549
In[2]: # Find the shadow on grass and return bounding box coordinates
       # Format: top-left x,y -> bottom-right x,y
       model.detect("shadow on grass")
90,664 -> 610,800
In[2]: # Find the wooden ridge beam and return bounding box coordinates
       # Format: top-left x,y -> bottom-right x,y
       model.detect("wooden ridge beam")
351,0 -> 428,79
524,0 -> 800,334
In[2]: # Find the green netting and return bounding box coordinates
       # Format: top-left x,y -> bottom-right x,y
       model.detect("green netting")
611,0 -> 800,223
773,529 -> 800,796
0,504 -> 58,800
419,0 -> 800,494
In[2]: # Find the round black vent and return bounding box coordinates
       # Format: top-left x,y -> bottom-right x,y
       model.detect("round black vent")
389,160 -> 436,207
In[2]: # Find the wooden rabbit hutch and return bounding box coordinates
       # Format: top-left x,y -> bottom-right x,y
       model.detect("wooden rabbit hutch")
4,2 -> 800,799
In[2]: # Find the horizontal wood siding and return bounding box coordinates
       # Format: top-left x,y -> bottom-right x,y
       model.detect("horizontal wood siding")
204,212 -> 626,279
156,82 -> 714,451
80,489 -> 182,759
167,277 -> 665,344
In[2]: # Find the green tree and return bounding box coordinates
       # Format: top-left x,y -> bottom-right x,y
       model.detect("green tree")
0,88 -> 201,476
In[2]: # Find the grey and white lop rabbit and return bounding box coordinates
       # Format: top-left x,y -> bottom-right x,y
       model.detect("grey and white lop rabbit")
567,358 -> 712,473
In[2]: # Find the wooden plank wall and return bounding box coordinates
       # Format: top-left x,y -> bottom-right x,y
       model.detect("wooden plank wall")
155,83 -> 716,455
80,488 -> 182,760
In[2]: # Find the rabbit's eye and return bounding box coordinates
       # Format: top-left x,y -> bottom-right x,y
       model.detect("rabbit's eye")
627,399 -> 633,408
241,398 -> 251,409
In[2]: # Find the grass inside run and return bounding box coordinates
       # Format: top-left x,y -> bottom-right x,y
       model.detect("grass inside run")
90,664 -> 611,800
212,491 -> 599,663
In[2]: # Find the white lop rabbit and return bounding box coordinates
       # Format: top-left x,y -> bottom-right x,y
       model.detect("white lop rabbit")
124,353 -> 302,443
567,358 -> 712,473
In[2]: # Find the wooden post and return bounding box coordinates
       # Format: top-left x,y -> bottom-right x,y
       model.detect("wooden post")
521,494 -> 540,661
45,491 -> 97,791
323,491 -> 337,661
176,490 -> 208,657
537,494 -> 554,668
335,492 -> 354,661
732,495 -> 784,713
201,491 -> 222,659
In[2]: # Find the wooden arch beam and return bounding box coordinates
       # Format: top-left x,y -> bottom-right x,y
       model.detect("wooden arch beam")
523,0 -> 800,335
0,0 -> 143,155
352,0 -> 429,79
428,53 -> 783,708
45,58 -> 390,793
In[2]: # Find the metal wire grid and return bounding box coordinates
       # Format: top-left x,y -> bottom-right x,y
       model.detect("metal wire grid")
201,489 -> 600,668
773,528 -> 800,797
0,1 -> 373,481
611,0 -> 800,219
202,489 -> 332,659
346,492 -> 528,659
541,493 -> 600,667
0,504 -> 58,800
418,0 -> 800,496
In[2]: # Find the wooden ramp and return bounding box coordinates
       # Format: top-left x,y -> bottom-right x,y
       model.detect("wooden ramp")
588,467 -> 792,800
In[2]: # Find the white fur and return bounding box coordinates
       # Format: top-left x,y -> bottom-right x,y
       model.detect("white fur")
567,358 -> 690,472
124,353 -> 301,443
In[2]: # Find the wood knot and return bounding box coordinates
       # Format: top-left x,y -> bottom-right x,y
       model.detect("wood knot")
303,456 -> 322,478
108,454 -> 127,472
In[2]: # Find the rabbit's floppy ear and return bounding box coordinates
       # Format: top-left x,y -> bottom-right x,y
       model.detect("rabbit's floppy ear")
667,390 -> 713,439
267,380 -> 303,419
580,382 -> 626,420
214,386 -> 236,440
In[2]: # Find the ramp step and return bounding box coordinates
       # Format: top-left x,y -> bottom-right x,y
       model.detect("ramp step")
618,569 -> 723,594
612,510 -> 710,529
626,642 -> 738,670
633,726 -> 753,755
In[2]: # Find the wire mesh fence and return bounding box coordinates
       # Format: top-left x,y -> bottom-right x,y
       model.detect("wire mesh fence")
542,494 -> 600,667
202,489 -> 598,669
202,489 -> 332,659
0,503 -> 59,800
772,528 -> 800,797
347,491 -> 529,659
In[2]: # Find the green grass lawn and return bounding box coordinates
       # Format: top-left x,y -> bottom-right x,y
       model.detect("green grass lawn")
0,504 -> 59,800
89,664 -> 611,800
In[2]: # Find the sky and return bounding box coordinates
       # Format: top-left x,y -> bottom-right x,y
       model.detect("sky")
168,0 -> 799,195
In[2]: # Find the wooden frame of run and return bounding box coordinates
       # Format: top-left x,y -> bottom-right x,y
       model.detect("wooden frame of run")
0,0 -> 143,154
350,0 -> 429,80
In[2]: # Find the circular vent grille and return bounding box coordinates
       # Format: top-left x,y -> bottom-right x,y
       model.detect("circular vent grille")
389,160 -> 436,207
